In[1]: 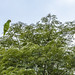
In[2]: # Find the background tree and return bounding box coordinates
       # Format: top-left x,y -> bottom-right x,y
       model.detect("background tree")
0,14 -> 75,75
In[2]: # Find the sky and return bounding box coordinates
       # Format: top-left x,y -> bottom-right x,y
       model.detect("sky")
0,0 -> 75,36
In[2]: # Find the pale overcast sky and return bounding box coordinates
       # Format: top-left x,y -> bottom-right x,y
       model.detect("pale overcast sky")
0,0 -> 75,36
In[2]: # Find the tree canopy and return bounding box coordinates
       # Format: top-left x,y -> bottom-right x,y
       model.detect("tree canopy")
0,14 -> 75,75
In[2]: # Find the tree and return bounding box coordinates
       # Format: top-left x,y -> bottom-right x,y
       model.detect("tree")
0,14 -> 75,75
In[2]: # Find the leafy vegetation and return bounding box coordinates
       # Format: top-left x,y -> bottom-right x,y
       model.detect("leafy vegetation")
0,14 -> 75,75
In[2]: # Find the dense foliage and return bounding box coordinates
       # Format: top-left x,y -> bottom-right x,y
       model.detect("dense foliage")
0,14 -> 75,75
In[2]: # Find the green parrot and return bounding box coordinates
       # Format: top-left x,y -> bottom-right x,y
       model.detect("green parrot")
3,20 -> 11,35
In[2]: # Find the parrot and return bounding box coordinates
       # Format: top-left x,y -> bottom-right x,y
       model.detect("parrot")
3,20 -> 11,35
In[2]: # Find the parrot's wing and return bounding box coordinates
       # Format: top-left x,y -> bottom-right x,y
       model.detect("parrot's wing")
3,23 -> 8,35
